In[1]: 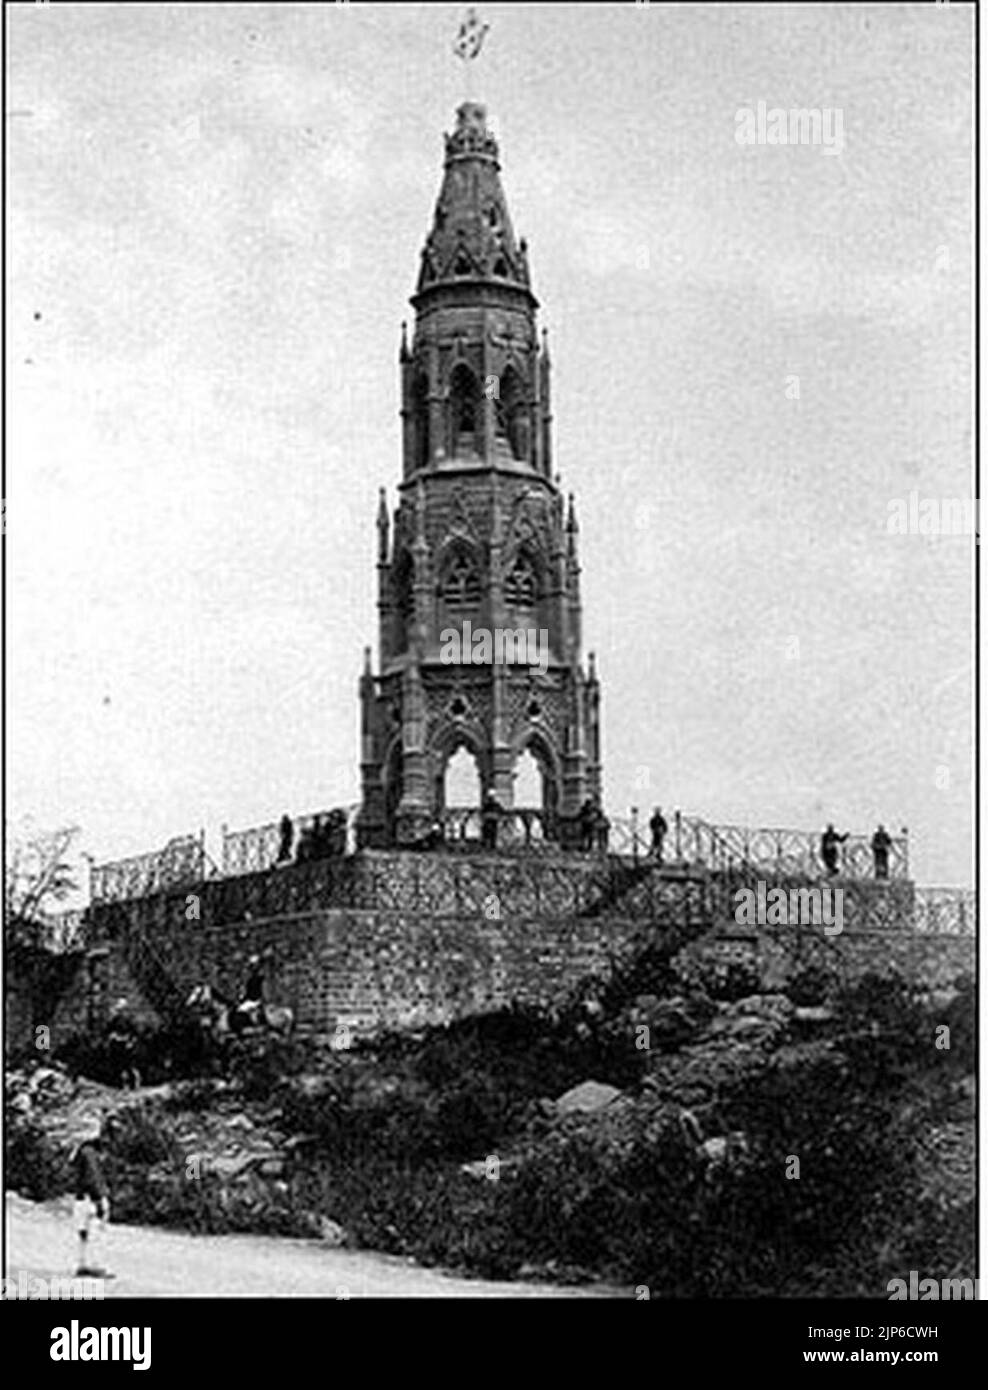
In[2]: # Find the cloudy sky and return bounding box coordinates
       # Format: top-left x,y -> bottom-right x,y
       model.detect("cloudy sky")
7,2 -> 974,886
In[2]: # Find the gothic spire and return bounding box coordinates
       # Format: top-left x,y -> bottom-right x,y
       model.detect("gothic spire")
415,102 -> 534,301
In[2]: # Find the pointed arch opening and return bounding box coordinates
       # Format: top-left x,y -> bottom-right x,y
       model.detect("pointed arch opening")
513,748 -> 543,808
448,363 -> 480,459
495,364 -> 529,461
413,373 -> 430,469
391,549 -> 415,651
511,734 -> 561,841
504,544 -> 541,612
440,548 -> 481,608
383,738 -> 404,847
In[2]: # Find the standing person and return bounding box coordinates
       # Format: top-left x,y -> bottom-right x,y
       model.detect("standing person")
276,814 -> 294,864
820,823 -> 848,876
579,798 -> 596,853
871,824 -> 892,880
594,801 -> 610,853
71,1126 -> 113,1279
237,953 -> 265,1028
481,791 -> 502,851
649,806 -> 668,863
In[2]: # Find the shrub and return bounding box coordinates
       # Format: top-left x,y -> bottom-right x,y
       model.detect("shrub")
5,1118 -> 65,1201
786,962 -> 840,1006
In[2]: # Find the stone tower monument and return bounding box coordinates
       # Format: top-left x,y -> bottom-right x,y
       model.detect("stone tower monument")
357,100 -> 601,849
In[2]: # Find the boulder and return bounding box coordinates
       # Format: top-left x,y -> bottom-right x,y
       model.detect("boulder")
317,1217 -> 347,1246
555,1080 -> 623,1115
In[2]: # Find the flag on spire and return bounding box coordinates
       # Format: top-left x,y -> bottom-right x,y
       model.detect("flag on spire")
453,8 -> 489,62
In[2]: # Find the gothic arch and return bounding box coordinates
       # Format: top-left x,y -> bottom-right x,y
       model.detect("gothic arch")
436,538 -> 482,612
391,548 -> 415,649
413,371 -> 430,468
495,363 -> 528,461
510,727 -> 562,825
447,362 -> 480,458
503,540 -> 543,611
429,721 -> 491,808
382,734 -> 404,843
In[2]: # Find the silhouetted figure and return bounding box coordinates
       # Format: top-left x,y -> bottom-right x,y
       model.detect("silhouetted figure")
71,1129 -> 113,1278
481,793 -> 502,851
871,824 -> 892,880
296,824 -> 314,863
237,953 -> 265,1028
595,804 -> 610,853
649,806 -> 668,862
276,814 -> 294,864
579,798 -> 596,853
820,823 -> 848,876
327,809 -> 347,857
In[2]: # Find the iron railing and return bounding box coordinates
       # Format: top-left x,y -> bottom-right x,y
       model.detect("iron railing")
912,887 -> 976,935
666,813 -> 909,881
90,833 -> 206,904
87,805 -> 915,906
439,806 -> 561,853
89,849 -> 974,938
221,805 -> 360,877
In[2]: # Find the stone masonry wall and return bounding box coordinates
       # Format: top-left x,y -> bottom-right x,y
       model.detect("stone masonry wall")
10,853 -> 972,1050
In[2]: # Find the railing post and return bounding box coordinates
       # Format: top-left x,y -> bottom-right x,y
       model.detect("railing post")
675,809 -> 682,862
631,806 -> 639,865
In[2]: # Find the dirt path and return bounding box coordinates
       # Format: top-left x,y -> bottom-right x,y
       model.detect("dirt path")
5,1195 -> 619,1298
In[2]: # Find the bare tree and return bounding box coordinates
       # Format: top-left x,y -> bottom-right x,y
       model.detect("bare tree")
5,823 -> 82,950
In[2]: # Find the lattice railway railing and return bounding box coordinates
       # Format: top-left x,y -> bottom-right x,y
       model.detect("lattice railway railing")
221,805 -> 360,877
90,833 -> 206,904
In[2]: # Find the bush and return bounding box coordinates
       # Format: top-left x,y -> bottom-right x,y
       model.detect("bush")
5,1118 -> 65,1201
674,946 -> 763,1003
786,963 -> 840,1006
56,1016 -> 221,1086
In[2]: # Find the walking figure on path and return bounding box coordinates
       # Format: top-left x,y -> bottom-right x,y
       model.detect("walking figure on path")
71,1126 -> 114,1279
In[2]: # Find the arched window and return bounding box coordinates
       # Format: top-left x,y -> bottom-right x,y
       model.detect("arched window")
495,366 -> 528,460
392,550 -> 415,647
413,374 -> 430,468
441,550 -> 481,607
448,364 -> 479,458
504,551 -> 538,609
513,748 -> 543,808
443,745 -> 482,810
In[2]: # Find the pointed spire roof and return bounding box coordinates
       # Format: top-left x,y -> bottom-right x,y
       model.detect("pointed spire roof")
415,102 -> 535,303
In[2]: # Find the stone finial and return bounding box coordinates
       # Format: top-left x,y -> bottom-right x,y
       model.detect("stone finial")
377,488 -> 389,562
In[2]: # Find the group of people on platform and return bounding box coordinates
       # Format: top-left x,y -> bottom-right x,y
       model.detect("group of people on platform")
275,810 -> 347,866
273,800 -> 894,879
821,823 -> 894,879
